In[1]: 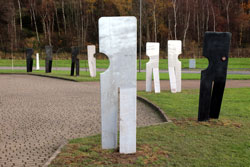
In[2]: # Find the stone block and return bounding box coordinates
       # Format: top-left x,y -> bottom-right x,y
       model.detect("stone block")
87,45 -> 96,77
146,42 -> 161,93
198,32 -> 231,121
99,16 -> 137,154
71,47 -> 80,76
45,46 -> 53,73
189,59 -> 196,69
36,53 -> 40,70
26,49 -> 33,73
168,40 -> 182,93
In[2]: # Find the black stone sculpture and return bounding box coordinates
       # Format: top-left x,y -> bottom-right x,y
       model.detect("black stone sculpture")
198,32 -> 231,121
70,47 -> 80,76
45,46 -> 53,73
26,48 -> 34,72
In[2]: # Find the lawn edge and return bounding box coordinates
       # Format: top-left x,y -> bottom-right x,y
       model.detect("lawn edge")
137,95 -> 171,123
43,142 -> 68,167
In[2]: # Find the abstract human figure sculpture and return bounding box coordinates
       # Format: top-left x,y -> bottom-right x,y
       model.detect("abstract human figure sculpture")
99,17 -> 137,154
45,46 -> 53,73
87,45 -> 96,77
168,40 -> 182,93
26,48 -> 34,72
70,47 -> 80,76
36,53 -> 40,70
146,42 -> 160,93
198,32 -> 231,121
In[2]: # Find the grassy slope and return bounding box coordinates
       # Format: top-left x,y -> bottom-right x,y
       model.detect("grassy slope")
50,88 -> 250,167
0,58 -> 250,69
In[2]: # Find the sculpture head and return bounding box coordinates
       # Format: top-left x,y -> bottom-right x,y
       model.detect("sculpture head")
203,32 -> 231,66
26,48 -> 34,59
45,45 -> 53,60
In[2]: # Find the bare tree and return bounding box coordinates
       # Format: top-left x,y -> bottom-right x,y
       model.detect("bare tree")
172,0 -> 178,40
17,0 -> 22,31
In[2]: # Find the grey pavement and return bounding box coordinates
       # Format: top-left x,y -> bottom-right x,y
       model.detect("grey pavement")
1,66 -> 250,74
0,75 -> 164,167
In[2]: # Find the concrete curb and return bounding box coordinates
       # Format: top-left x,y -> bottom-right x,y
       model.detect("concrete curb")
137,96 -> 171,123
42,142 -> 68,167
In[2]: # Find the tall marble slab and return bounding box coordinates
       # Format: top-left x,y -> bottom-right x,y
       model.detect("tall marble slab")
99,17 -> 137,154
26,48 -> 34,72
146,42 -> 161,93
36,53 -> 40,70
168,40 -> 182,93
198,32 -> 231,121
87,45 -> 96,77
45,46 -> 53,73
70,47 -> 80,76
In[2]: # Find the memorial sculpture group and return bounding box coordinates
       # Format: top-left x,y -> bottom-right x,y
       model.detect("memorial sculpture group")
24,16 -> 231,155
98,17 -> 231,154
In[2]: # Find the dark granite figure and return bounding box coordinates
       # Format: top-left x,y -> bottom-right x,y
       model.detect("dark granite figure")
198,32 -> 231,121
45,46 -> 53,73
70,47 -> 80,76
26,48 -> 34,72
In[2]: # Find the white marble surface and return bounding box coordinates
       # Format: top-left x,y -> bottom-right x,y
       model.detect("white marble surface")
99,17 -> 137,153
146,42 -> 160,93
168,40 -> 182,93
87,45 -> 97,77
119,87 -> 136,154
36,53 -> 40,70
169,67 -> 177,93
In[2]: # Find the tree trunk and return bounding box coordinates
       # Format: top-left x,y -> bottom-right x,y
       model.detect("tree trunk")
54,1 -> 60,34
172,0 -> 177,40
17,0 -> 22,31
183,0 -> 190,50
62,0 -> 67,34
31,3 -> 40,43
226,0 -> 231,31
211,4 -> 216,32
153,0 -> 157,42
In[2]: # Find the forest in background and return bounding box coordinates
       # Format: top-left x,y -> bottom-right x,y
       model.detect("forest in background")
0,0 -> 249,59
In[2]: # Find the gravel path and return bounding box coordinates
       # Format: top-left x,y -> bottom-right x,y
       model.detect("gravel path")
0,75 -> 164,167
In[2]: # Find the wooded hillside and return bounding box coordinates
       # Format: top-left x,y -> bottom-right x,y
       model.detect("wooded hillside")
0,0 -> 249,58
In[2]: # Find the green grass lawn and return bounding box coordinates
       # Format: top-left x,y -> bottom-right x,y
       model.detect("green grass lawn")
49,88 -> 250,167
1,69 -> 250,81
1,58 -> 250,70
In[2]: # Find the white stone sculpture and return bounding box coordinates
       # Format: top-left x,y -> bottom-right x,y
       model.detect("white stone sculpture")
168,40 -> 182,93
99,17 -> 137,154
146,42 -> 161,93
87,45 -> 96,77
36,53 -> 40,70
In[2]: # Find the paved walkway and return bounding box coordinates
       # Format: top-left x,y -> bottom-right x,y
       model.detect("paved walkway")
0,75 -> 164,167
1,67 -> 250,75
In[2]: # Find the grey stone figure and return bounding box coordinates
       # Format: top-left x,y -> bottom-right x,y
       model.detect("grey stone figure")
70,47 -> 80,76
198,32 -> 231,121
45,46 -> 53,73
26,48 -> 34,72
